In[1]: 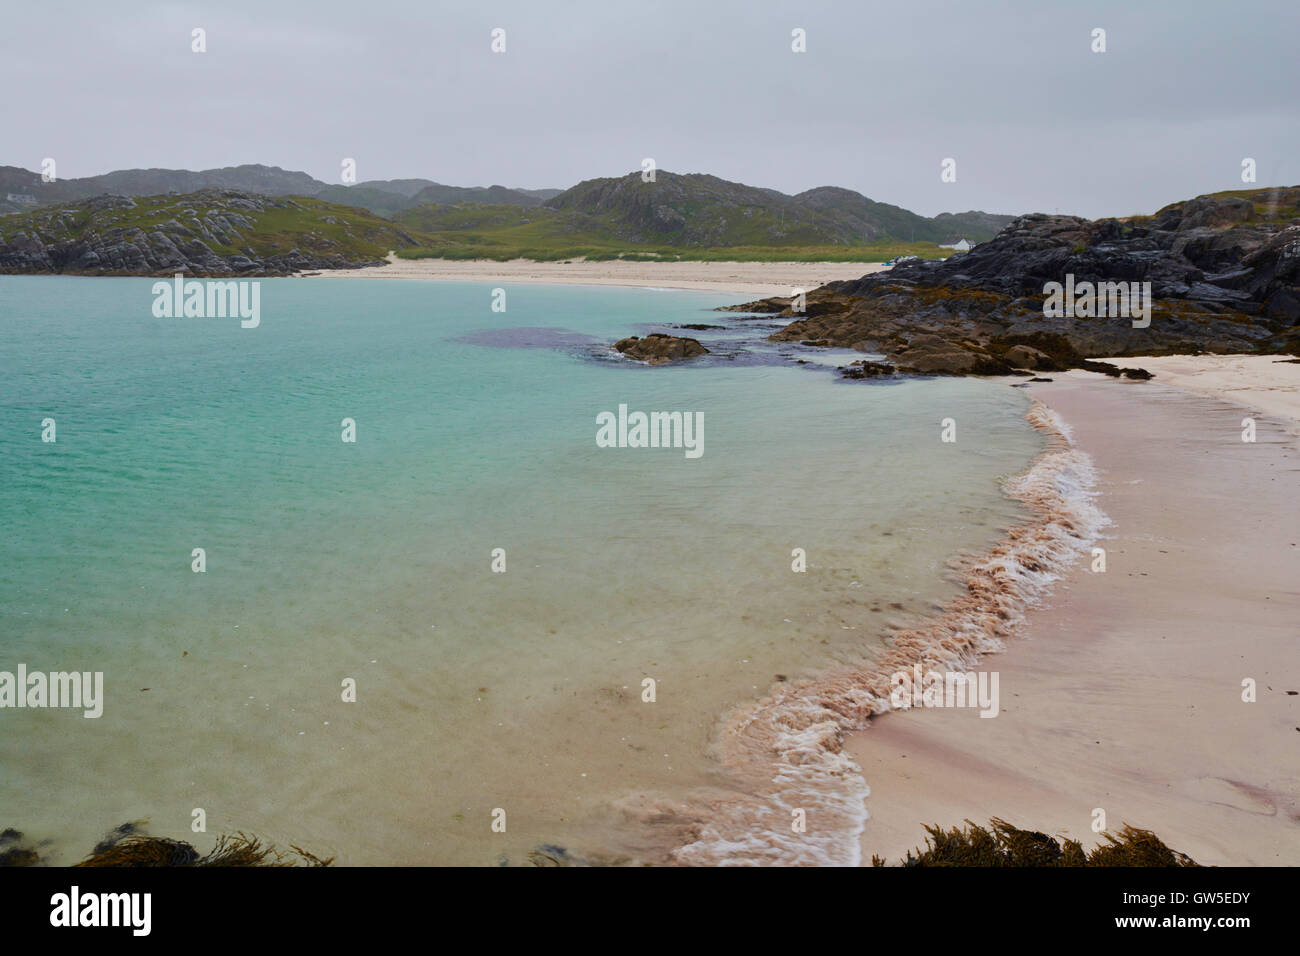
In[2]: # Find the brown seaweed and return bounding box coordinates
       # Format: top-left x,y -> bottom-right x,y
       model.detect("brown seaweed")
0,822 -> 332,867
872,817 -> 1200,867
78,830 -> 333,867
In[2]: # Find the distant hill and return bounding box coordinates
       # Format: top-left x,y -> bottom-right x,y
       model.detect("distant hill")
0,164 -> 567,217
78,164 -> 324,199
0,164 -> 1021,266
0,164 -> 323,212
350,180 -> 565,203
312,185 -> 422,219
353,178 -> 441,198
543,172 -> 1013,246
514,187 -> 565,202
409,183 -> 549,207
932,209 -> 1022,240
0,189 -> 426,275
0,164 -> 1011,243
387,171 -> 1014,262
788,186 -> 981,243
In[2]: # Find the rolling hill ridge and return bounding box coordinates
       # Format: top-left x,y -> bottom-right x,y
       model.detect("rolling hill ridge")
1,164 -> 1013,254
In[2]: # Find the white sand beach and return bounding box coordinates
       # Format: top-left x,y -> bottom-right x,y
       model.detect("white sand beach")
298,254 -> 889,298
850,365 -> 1300,866
1104,354 -> 1300,435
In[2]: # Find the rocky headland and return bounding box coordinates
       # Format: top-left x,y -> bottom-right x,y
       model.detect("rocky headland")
0,190 -> 417,276
718,187 -> 1300,377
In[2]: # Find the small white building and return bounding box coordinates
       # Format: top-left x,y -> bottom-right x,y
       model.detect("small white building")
939,237 -> 973,251
5,193 -> 38,205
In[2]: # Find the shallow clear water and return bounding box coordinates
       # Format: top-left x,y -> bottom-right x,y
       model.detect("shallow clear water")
0,276 -> 1042,864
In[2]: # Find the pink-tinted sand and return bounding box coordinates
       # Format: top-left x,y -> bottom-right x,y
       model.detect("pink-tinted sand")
850,372 -> 1300,866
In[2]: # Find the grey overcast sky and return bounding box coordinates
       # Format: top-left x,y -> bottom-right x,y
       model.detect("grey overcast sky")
2,0 -> 1296,219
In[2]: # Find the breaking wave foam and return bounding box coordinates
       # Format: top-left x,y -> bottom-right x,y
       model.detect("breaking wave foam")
629,400 -> 1110,866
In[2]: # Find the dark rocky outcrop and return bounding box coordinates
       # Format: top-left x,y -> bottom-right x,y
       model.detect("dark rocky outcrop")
840,360 -> 896,379
613,333 -> 709,364
717,297 -> 790,315
726,188 -> 1300,377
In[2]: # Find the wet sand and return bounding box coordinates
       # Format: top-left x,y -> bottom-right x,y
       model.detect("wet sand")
850,371 -> 1300,866
1104,354 -> 1300,436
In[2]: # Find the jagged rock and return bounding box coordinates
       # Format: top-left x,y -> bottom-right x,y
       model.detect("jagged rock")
840,360 -> 895,379
716,298 -> 789,314
1078,360 -> 1154,379
613,333 -> 709,364
1005,344 -> 1052,369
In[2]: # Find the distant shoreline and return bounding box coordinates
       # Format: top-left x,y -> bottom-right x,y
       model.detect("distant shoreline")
295,254 -> 890,297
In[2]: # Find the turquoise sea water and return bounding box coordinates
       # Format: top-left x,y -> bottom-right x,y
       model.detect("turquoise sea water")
0,276 -> 1043,864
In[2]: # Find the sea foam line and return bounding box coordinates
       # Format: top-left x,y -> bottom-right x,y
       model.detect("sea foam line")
635,400 -> 1110,866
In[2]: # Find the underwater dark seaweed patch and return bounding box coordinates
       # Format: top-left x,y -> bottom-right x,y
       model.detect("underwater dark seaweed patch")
0,828 -> 41,867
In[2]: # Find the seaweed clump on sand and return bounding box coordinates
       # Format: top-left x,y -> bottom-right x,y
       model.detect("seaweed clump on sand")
78,831 -> 333,867
0,822 -> 331,867
872,817 -> 1200,867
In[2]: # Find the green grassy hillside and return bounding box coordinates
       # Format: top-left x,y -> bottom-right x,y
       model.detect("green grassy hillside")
390,204 -> 953,262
